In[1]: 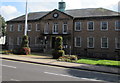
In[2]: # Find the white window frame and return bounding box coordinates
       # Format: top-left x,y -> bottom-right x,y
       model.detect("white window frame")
115,21 -> 120,31
27,24 -> 32,31
9,25 -> 14,32
36,24 -> 40,31
87,37 -> 94,48
18,24 -> 22,32
75,37 -> 81,47
9,37 -> 13,45
52,23 -> 58,34
101,37 -> 108,48
101,21 -> 108,31
115,37 -> 120,49
17,37 -> 22,45
75,22 -> 81,31
44,23 -> 49,34
35,37 -> 39,45
62,23 -> 68,34
87,21 -> 94,31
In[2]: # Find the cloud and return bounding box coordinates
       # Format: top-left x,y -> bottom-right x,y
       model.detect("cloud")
28,2 -> 57,12
1,0 -> 119,20
0,5 -> 22,21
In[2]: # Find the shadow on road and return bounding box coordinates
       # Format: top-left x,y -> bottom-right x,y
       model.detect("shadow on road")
67,67 -> 120,82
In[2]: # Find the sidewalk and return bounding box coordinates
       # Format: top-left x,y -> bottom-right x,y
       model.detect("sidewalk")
1,54 -> 119,75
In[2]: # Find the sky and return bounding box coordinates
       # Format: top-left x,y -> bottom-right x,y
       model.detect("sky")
0,0 -> 120,21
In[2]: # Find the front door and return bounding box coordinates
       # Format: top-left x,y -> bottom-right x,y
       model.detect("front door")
51,37 -> 56,49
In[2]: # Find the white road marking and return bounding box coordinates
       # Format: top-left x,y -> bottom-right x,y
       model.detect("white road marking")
1,64 -> 16,69
44,72 -> 102,81
44,72 -> 81,79
10,79 -> 20,81
2,59 -> 66,69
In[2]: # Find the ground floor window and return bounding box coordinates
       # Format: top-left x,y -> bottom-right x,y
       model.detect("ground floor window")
115,37 -> 120,49
87,37 -> 94,48
17,37 -> 22,45
101,37 -> 108,48
35,37 -> 41,45
75,37 -> 81,47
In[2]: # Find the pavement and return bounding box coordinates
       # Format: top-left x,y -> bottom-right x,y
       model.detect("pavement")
1,53 -> 120,75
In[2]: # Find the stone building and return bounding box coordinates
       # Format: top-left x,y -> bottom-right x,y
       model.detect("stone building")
6,1 -> 120,59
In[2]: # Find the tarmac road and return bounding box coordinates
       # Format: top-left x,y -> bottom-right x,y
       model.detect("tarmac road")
2,59 -> 120,82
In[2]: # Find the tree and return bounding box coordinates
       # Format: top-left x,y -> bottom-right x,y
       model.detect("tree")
0,15 -> 6,37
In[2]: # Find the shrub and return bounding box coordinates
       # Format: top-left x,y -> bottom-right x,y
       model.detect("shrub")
20,47 -> 31,55
52,36 -> 65,59
58,55 -> 78,62
19,35 -> 31,55
52,50 -> 65,59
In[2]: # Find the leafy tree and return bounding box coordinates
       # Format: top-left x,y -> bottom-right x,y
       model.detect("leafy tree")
0,15 -> 6,37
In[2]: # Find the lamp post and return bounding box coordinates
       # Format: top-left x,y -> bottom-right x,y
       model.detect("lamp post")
24,0 -> 28,36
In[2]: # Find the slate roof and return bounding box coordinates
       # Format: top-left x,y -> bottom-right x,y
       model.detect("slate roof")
8,8 -> 119,22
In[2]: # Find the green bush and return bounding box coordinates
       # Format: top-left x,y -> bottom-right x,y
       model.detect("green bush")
52,36 -> 65,59
21,36 -> 29,47
20,35 -> 31,55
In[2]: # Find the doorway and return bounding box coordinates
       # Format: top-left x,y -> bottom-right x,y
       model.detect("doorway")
51,37 -> 56,49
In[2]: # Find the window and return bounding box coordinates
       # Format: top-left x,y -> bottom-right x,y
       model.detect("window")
18,24 -> 22,31
53,23 -> 58,34
44,23 -> 49,34
36,24 -> 40,31
63,22 -> 68,34
115,21 -> 120,30
87,21 -> 94,31
27,24 -> 32,31
101,21 -> 108,30
75,37 -> 81,47
75,22 -> 81,31
87,37 -> 94,48
115,37 -> 120,49
17,37 -> 22,45
9,37 -> 13,45
35,37 -> 41,45
101,37 -> 108,48
28,37 -> 30,45
9,25 -> 14,31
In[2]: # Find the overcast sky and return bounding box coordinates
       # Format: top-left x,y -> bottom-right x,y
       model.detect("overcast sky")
0,0 -> 120,21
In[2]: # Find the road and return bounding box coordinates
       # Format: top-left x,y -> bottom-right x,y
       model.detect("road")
1,59 -> 120,82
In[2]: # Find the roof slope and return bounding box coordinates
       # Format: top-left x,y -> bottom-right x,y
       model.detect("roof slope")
8,8 -> 119,22
65,8 -> 119,18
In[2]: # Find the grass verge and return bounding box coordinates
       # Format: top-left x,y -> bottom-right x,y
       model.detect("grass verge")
76,58 -> 120,67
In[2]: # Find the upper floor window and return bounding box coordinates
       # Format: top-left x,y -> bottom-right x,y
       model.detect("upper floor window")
101,21 -> 108,30
115,37 -> 120,49
75,37 -> 81,47
63,22 -> 68,34
44,23 -> 49,34
101,37 -> 108,48
53,23 -> 58,34
36,24 -> 40,31
9,25 -> 14,31
87,37 -> 94,48
115,21 -> 120,31
27,24 -> 32,31
87,21 -> 94,31
75,22 -> 81,31
18,24 -> 22,31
